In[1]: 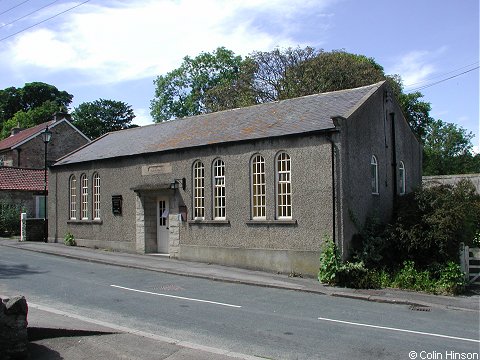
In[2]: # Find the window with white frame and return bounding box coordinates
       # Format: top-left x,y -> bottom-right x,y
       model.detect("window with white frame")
276,152 -> 292,219
399,161 -> 406,195
371,155 -> 379,194
93,173 -> 100,219
251,155 -> 266,219
69,175 -> 77,220
213,159 -> 226,220
193,161 -> 205,219
80,174 -> 88,219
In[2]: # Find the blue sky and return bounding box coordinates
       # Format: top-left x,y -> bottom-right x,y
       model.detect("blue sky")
0,0 -> 478,150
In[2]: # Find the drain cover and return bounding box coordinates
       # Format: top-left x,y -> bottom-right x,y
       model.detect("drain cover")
409,305 -> 431,312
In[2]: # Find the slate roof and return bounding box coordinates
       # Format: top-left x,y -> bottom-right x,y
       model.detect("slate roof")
0,121 -> 55,151
0,167 -> 45,191
0,117 -> 89,152
54,81 -> 384,166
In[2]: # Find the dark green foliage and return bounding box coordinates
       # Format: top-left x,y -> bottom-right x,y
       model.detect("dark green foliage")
423,119 -> 480,175
0,82 -> 73,137
317,237 -> 340,285
0,199 -> 25,236
387,180 -> 480,266
72,99 -> 136,139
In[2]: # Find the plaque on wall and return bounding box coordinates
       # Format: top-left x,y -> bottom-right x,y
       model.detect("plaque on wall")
112,195 -> 123,215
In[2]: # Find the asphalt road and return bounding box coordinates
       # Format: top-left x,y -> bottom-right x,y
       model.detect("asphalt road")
1,246 -> 479,360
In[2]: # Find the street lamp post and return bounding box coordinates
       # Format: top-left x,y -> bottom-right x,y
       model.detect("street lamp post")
41,127 -> 52,243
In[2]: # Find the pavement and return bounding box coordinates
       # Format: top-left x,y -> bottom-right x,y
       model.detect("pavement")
1,238 -> 479,359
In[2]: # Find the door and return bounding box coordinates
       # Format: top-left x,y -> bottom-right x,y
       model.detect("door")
157,198 -> 169,253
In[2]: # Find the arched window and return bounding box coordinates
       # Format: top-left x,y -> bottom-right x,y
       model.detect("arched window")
93,173 -> 101,219
212,159 -> 226,220
276,152 -> 292,219
193,161 -> 205,219
251,155 -> 266,219
69,175 -> 77,220
399,161 -> 406,195
80,174 -> 89,220
371,155 -> 379,194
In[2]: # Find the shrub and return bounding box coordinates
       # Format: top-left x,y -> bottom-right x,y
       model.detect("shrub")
0,199 -> 25,236
387,180 -> 480,266
435,262 -> 465,295
318,237 -> 340,285
64,232 -> 76,246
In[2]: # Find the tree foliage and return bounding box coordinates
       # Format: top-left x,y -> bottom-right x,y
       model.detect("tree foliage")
387,180 -> 480,266
0,82 -> 73,124
150,47 -> 247,121
423,119 -> 480,175
72,99 -> 136,139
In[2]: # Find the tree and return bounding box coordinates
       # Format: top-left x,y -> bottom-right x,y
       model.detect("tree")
423,119 -> 480,175
1,100 -> 60,139
72,99 -> 136,139
0,82 -> 73,138
150,46 -> 434,143
150,47 -> 247,121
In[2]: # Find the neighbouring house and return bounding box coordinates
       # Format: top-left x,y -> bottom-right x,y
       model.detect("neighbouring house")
0,167 -> 46,218
48,81 -> 422,276
0,113 -> 89,237
0,113 -> 90,169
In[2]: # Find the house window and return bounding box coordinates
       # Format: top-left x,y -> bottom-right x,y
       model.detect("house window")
193,161 -> 205,219
213,159 -> 226,220
80,174 -> 88,219
93,173 -> 100,219
251,155 -> 266,219
69,175 -> 77,220
399,161 -> 406,195
276,152 -> 292,219
371,155 -> 379,194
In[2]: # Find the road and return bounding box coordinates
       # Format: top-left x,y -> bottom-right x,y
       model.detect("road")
1,246 -> 479,360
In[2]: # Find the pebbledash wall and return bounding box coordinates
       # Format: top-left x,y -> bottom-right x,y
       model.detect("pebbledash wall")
49,134 -> 335,274
48,82 -> 422,276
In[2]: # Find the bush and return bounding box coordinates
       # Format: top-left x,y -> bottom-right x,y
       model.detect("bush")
387,179 -> 480,266
0,199 -> 25,236
318,237 -> 340,285
64,232 -> 76,246
435,262 -> 465,295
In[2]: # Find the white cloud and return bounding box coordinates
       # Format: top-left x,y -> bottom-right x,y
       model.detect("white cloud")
2,0 -> 334,85
388,47 -> 447,88
132,107 -> 154,127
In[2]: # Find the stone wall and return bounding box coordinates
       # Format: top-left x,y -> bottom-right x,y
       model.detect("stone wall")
423,174 -> 480,194
0,296 -> 28,359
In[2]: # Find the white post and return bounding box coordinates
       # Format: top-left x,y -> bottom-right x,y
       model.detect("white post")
20,212 -> 27,242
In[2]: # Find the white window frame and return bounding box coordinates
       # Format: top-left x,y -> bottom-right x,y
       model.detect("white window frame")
80,174 -> 89,220
93,173 -> 101,219
69,175 -> 77,220
212,159 -> 226,220
399,161 -> 406,195
371,155 -> 379,195
193,161 -> 205,220
251,155 -> 266,219
276,152 -> 292,219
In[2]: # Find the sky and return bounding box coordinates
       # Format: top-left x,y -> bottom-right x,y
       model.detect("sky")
0,0 -> 478,151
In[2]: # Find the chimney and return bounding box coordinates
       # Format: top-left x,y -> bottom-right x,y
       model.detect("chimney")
10,127 -> 24,136
53,110 -> 71,123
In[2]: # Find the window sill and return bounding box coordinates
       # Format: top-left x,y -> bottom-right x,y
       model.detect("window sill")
187,219 -> 230,225
246,219 -> 297,225
67,219 -> 103,225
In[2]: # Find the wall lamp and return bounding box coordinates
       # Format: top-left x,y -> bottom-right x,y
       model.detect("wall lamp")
170,178 -> 186,190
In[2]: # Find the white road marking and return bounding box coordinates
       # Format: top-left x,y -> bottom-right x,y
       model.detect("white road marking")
317,317 -> 480,343
111,284 -> 242,308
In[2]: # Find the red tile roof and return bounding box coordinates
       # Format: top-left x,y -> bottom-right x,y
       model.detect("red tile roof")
0,167 -> 46,191
0,120 -> 55,151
